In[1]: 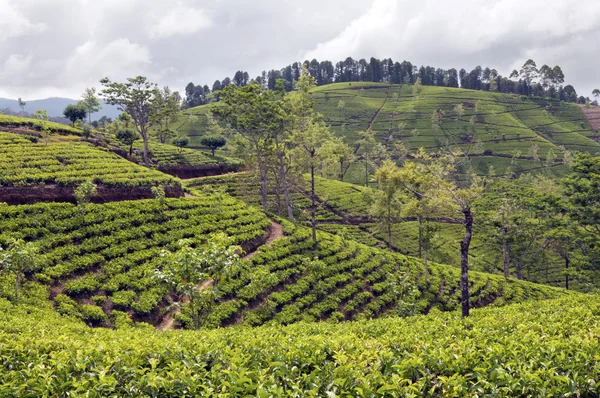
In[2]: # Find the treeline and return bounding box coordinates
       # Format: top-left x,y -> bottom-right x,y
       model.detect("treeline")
183,58 -> 592,108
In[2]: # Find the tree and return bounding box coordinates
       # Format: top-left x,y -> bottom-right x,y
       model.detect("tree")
213,84 -> 280,212
154,233 -> 242,329
17,98 -> 26,115
74,180 -> 97,215
200,135 -> 226,157
357,129 -> 382,187
289,75 -> 335,242
81,87 -> 102,124
100,76 -> 160,166
593,89 -> 600,103
416,151 -> 485,317
153,87 -> 181,144
370,160 -> 403,249
322,137 -> 355,182
32,109 -> 48,120
116,128 -> 140,156
172,136 -> 189,152
0,239 -> 37,301
63,102 -> 87,126
151,185 -> 166,207
395,157 -> 446,278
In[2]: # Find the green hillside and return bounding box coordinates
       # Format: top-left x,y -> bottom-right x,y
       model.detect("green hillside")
177,83 -> 600,183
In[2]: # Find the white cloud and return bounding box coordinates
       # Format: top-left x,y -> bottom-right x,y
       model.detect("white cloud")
149,3 -> 213,38
65,38 -> 152,81
0,54 -> 33,79
302,0 -> 600,95
0,0 -> 46,41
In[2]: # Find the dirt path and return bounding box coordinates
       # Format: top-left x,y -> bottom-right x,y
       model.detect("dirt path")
157,279 -> 213,331
243,221 -> 284,261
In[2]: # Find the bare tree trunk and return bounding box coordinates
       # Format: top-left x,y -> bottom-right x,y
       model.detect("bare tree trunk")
340,160 -> 344,182
418,215 -> 423,258
15,272 -> 19,300
515,259 -> 523,280
311,164 -> 317,243
565,255 -> 569,290
460,208 -> 473,318
502,217 -> 510,279
424,247 -> 429,282
364,155 -> 369,187
142,131 -> 150,166
255,145 -> 268,211
387,203 -> 392,250
274,135 -> 294,222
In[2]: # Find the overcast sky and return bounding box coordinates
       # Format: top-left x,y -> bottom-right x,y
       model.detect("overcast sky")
1,0 -> 598,100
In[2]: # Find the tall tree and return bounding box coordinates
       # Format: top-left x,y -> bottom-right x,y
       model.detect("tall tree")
213,84 -> 279,212
153,87 -> 181,144
370,160 -> 403,249
417,151 -> 485,317
289,69 -> 335,241
100,76 -> 160,166
81,87 -> 102,124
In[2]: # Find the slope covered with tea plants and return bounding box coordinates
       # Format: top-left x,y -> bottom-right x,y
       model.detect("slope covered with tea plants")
128,141 -> 242,178
0,196 -> 271,325
0,132 -> 177,188
203,221 -> 572,328
1,292 -> 598,396
0,114 -> 81,136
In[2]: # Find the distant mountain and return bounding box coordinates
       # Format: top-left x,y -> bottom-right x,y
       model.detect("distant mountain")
0,97 -> 121,120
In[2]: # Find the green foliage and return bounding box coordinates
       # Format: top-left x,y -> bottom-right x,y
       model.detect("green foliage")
32,109 -> 48,121
74,180 -> 97,214
0,238 -> 37,300
63,102 -> 87,126
116,128 -> 140,156
200,135 -> 226,156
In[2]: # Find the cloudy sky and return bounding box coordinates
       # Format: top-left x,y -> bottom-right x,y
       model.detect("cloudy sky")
1,0 -> 599,100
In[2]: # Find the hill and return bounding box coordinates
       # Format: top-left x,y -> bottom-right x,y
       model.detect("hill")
177,83 -> 600,184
